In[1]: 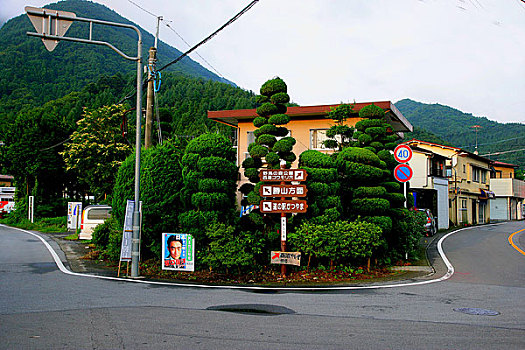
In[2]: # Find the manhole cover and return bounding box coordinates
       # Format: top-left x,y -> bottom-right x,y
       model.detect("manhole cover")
207,304 -> 295,316
453,308 -> 500,316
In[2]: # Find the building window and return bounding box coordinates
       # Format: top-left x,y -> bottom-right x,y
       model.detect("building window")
463,164 -> 466,173
481,170 -> 487,183
472,166 -> 480,183
247,131 -> 255,147
461,198 -> 467,209
310,129 -> 340,150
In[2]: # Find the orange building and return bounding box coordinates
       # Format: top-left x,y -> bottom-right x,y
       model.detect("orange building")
208,101 -> 412,166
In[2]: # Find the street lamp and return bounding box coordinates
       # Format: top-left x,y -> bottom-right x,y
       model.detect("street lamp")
26,6 -> 143,277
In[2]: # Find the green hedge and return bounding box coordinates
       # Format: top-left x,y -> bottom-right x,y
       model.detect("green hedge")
351,197 -> 390,215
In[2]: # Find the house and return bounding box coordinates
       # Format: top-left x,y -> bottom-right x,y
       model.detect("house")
208,100 -> 412,171
489,161 -> 525,221
405,140 -> 493,226
406,146 -> 450,230
209,101 -> 413,209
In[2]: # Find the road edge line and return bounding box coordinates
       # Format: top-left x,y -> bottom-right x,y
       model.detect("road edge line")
508,228 -> 525,256
0,223 -> 499,291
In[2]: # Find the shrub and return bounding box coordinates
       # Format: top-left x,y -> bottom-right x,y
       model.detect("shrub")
355,119 -> 383,131
336,147 -> 381,167
197,156 -> 238,178
253,116 -> 267,128
299,150 -> 334,169
302,167 -> 338,182
384,192 -> 406,208
359,104 -> 385,119
256,102 -> 279,117
273,138 -> 294,153
353,186 -> 387,198
351,198 -> 390,215
260,77 -> 287,96
268,113 -> 290,125
265,151 -> 280,165
256,134 -> 277,147
185,134 -> 235,161
242,157 -> 262,169
249,144 -> 269,158
270,92 -> 290,104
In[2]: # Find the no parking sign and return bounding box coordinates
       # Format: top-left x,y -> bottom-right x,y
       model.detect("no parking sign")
394,164 -> 413,182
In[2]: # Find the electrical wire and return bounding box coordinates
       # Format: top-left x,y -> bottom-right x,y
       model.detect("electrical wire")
164,22 -> 224,78
158,0 -> 259,72
126,0 -> 227,79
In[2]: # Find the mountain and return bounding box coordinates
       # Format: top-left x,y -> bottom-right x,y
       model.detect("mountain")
0,0 -> 232,115
396,99 -> 525,169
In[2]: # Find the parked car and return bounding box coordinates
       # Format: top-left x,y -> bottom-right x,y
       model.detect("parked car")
417,208 -> 437,236
79,205 -> 112,240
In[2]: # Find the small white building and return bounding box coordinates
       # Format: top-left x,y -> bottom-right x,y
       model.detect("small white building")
490,161 -> 525,221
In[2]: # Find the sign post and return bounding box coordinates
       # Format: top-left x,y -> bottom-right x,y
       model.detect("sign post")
259,167 -> 307,277
393,145 -> 413,208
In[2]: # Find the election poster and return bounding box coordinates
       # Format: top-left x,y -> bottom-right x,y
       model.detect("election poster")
162,233 -> 195,271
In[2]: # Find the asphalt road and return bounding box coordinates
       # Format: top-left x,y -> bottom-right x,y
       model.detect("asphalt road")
0,221 -> 524,349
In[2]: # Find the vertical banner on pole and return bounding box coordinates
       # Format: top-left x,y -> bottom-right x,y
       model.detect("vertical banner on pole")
28,196 -> 34,223
281,216 -> 287,241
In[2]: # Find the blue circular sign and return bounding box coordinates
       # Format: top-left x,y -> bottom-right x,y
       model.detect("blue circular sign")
394,164 -> 413,182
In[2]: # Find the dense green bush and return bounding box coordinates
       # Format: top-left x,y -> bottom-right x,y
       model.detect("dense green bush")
110,140 -> 185,258
289,219 -> 383,268
179,133 -> 238,250
268,113 -> 290,125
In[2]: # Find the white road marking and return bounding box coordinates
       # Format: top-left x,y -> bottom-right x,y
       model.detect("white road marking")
0,223 -> 505,291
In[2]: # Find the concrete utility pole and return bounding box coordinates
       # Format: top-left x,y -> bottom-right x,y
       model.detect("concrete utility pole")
144,47 -> 157,149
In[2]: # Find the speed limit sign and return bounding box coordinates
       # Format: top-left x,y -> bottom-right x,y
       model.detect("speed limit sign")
394,144 -> 412,163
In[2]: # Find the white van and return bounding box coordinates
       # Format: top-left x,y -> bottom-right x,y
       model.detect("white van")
79,205 -> 112,240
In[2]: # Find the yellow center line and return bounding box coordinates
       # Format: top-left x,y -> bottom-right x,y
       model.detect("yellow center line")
508,228 -> 525,256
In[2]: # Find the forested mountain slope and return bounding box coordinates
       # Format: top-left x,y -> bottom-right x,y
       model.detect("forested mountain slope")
396,99 -> 525,169
0,0 -> 231,115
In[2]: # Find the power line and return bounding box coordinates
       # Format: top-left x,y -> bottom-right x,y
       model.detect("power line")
480,148 -> 525,156
164,22 -> 224,78
460,136 -> 524,149
158,0 -> 259,72
127,0 -> 157,18
126,0 -> 226,78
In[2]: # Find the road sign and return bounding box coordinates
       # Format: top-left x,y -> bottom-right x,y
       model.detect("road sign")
26,6 -> 76,52
260,184 -> 308,197
260,200 -> 308,213
259,169 -> 307,182
271,251 -> 301,266
394,144 -> 413,163
394,164 -> 413,182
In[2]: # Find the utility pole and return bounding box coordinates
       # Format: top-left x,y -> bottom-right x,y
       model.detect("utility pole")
25,6 -> 144,278
471,125 -> 482,155
144,46 -> 156,149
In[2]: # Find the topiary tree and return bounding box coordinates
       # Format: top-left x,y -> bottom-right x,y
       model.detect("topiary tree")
241,77 -> 296,233
298,150 -> 341,223
178,133 -> 238,264
322,103 -> 357,151
109,139 -> 185,258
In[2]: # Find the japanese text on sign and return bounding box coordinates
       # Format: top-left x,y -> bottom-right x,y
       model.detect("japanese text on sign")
260,185 -> 308,197
260,200 -> 308,213
259,169 -> 307,182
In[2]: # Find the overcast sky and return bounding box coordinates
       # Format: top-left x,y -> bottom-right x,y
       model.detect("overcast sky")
4,0 -> 525,124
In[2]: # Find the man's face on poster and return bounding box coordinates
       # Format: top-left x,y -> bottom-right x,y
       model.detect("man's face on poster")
169,240 -> 182,260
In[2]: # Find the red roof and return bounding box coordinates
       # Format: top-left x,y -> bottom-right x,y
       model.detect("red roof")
208,101 -> 413,132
